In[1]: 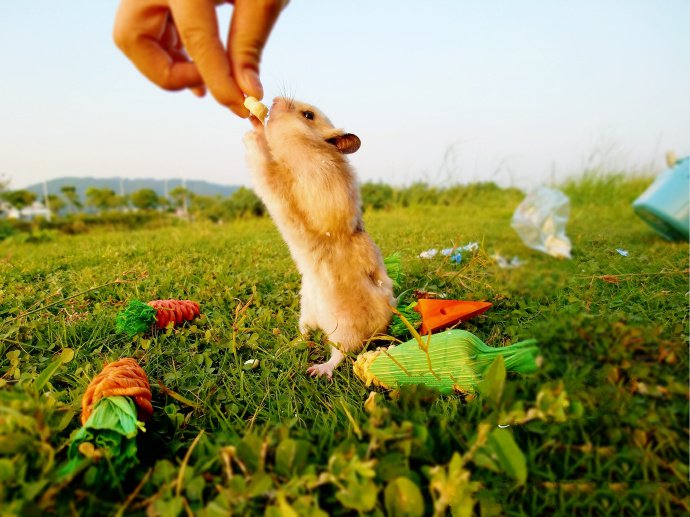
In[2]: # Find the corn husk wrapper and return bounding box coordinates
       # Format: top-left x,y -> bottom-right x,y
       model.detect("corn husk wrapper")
354,329 -> 539,395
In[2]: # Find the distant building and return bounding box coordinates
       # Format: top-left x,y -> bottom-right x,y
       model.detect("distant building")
0,201 -> 12,218
2,201 -> 51,221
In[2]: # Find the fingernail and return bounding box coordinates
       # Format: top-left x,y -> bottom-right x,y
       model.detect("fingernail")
243,69 -> 263,99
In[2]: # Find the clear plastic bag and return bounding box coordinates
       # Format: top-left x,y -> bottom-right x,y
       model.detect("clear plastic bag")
511,186 -> 572,258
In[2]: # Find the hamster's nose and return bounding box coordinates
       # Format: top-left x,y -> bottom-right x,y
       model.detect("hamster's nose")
271,97 -> 288,112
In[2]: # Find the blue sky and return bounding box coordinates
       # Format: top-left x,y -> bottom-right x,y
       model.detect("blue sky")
1,1 -> 688,191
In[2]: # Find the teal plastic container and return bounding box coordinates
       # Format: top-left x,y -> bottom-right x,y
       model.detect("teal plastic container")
633,157 -> 689,241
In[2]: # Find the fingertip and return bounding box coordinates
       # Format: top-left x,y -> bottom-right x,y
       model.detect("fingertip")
240,68 -> 264,100
229,103 -> 252,118
204,84 -> 250,114
190,85 -> 207,97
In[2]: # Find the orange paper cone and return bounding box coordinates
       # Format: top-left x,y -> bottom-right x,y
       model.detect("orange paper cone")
415,299 -> 492,334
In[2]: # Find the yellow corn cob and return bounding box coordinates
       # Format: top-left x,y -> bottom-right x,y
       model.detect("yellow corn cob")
353,330 -> 540,395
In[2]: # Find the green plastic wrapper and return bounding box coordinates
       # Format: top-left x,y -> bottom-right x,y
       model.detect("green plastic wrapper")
354,329 -> 539,395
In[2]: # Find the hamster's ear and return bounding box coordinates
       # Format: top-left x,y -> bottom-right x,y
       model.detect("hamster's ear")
326,133 -> 361,154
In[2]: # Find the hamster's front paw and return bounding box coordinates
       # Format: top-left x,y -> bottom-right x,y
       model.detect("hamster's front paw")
243,130 -> 270,159
243,130 -> 260,149
307,362 -> 335,380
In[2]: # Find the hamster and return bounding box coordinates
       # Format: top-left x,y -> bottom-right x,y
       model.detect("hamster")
243,97 -> 394,379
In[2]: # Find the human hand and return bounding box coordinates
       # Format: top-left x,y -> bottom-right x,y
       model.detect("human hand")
113,0 -> 287,116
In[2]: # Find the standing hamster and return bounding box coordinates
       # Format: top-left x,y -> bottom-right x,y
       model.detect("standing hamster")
243,97 -> 394,378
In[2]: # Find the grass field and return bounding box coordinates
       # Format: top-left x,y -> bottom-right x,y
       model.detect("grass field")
1,175 -> 688,516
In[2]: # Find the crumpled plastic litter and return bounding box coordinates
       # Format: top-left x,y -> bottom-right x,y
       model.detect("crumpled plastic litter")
441,247 -> 463,263
615,249 -> 629,257
420,242 -> 479,263
492,253 -> 524,269
511,187 -> 572,259
419,248 -> 438,259
243,359 -> 260,370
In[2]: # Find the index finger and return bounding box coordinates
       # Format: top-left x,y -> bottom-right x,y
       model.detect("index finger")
229,0 -> 288,99
169,0 -> 249,115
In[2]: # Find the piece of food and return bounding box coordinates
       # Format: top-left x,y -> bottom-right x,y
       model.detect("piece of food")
244,96 -> 269,123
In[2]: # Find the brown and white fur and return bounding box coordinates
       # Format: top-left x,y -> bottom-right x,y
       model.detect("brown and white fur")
243,97 -> 394,379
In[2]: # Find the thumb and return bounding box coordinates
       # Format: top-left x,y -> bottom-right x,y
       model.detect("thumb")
228,0 -> 287,99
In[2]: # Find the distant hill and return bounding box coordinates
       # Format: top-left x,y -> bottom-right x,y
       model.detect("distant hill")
23,177 -> 239,199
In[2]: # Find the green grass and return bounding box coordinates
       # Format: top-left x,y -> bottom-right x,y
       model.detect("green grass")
1,175 -> 688,515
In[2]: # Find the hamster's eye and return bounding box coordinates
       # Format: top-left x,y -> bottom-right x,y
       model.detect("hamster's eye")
302,110 -> 315,120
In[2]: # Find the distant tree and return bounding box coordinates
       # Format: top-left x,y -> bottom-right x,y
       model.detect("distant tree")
189,193 -> 224,222
227,187 -> 265,218
117,194 -> 130,211
60,185 -> 82,213
2,189 -> 37,210
397,182 -> 440,207
360,182 -> 395,211
158,196 -> 170,210
110,193 -> 128,211
169,186 -> 189,210
43,194 -> 65,216
130,188 -> 160,210
85,187 -> 118,213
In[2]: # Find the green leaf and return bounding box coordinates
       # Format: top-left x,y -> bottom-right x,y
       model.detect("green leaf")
22,479 -> 50,501
291,495 -> 329,517
384,477 -> 425,517
428,453 -> 478,517
152,496 -> 184,517
185,475 -> 206,502
336,478 -> 379,512
247,472 -> 273,497
204,493 -> 232,517
34,357 -> 62,392
0,433 -> 31,454
471,450 -> 500,473
377,452 -> 409,481
487,428 -> 527,485
478,492 -> 504,517
236,434 -> 263,473
152,460 -> 178,485
276,493 -> 300,517
478,355 -> 506,404
0,458 -> 15,483
60,347 -> 75,364
536,383 -> 571,422
275,438 -> 310,476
